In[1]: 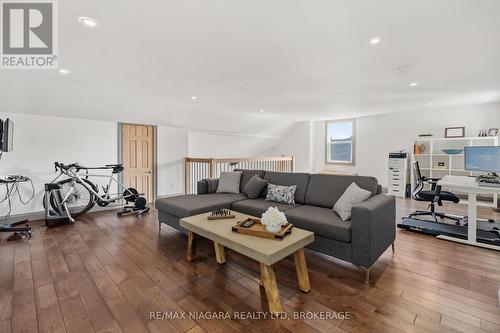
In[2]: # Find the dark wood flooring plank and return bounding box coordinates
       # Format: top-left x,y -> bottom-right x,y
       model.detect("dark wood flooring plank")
35,283 -> 66,333
11,242 -> 38,333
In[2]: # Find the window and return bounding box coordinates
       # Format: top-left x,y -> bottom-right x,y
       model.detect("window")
325,119 -> 355,165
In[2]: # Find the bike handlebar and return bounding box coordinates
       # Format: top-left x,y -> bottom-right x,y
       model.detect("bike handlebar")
54,162 -> 79,172
54,162 -> 122,173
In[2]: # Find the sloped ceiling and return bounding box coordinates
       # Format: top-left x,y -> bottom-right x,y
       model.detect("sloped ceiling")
1,0 -> 499,137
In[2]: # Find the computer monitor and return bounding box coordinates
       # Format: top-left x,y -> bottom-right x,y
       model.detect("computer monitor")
464,146 -> 500,174
0,118 -> 14,153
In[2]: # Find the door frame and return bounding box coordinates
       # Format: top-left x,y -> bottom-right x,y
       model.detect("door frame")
117,123 -> 158,202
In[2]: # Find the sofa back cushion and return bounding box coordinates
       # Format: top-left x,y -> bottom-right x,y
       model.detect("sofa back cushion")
243,175 -> 268,199
234,169 -> 266,192
216,171 -> 242,194
305,174 -> 379,208
262,171 -> 310,204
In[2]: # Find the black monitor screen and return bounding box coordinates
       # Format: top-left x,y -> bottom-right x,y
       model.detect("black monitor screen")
464,146 -> 500,173
0,118 -> 14,153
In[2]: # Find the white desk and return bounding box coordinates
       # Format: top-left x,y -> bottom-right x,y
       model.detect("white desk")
437,175 -> 500,250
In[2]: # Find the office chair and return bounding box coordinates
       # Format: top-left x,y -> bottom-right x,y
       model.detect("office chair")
409,161 -> 462,224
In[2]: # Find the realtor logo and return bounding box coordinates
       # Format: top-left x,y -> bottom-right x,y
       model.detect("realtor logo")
1,0 -> 58,69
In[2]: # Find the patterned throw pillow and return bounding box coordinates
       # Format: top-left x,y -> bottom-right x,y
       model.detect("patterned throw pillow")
265,183 -> 297,205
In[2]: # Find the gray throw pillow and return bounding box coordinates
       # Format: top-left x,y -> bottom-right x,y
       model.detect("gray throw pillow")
265,183 -> 297,205
333,182 -> 372,221
243,175 -> 268,199
205,178 -> 219,194
216,171 -> 242,194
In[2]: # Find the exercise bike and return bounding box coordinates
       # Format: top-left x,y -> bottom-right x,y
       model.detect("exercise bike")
44,162 -> 149,225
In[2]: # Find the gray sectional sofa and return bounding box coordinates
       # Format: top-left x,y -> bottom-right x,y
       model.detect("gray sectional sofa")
155,169 -> 395,284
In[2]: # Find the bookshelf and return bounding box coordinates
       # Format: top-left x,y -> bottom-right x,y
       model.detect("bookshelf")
411,136 -> 499,207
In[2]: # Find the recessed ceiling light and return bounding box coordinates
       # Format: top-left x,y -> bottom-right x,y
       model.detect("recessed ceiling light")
58,68 -> 71,75
259,109 -> 264,113
78,17 -> 99,28
409,82 -> 420,87
427,102 -> 433,106
370,37 -> 381,45
191,96 -> 197,100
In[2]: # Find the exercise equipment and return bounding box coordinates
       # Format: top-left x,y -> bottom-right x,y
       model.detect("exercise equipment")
0,175 -> 33,240
398,161 -> 500,243
0,119 -> 34,240
399,217 -> 500,246
43,182 -> 75,226
117,194 -> 150,217
44,162 -> 149,224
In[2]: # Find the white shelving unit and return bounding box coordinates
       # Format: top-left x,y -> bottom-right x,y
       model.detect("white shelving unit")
411,136 -> 499,208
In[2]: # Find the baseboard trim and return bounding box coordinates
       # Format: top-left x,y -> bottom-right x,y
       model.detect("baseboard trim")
4,203 -> 123,222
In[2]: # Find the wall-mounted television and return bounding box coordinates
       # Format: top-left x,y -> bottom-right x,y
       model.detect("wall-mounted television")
0,118 -> 14,153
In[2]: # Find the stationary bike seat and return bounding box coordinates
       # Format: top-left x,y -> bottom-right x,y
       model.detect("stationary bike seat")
106,164 -> 124,174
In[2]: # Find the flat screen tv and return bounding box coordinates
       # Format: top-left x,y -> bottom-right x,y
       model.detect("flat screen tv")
0,118 -> 14,152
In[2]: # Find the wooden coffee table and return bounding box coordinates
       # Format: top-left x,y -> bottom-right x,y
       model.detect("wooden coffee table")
179,211 -> 314,316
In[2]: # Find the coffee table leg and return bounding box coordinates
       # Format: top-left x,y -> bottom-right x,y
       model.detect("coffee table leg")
259,263 -> 283,317
294,249 -> 311,292
187,232 -> 196,262
214,242 -> 226,264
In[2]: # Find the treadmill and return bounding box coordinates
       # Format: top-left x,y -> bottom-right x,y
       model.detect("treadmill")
398,152 -> 500,246
398,217 -> 500,246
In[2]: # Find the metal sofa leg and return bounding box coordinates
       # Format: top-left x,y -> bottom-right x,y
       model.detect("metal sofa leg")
364,267 -> 371,286
355,265 -> 372,286
391,242 -> 395,253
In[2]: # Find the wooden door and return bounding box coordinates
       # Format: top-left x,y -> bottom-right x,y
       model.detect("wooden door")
122,124 -> 154,202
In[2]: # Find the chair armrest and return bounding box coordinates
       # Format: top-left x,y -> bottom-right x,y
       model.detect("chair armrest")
197,178 -> 219,194
422,176 -> 440,190
350,194 -> 396,268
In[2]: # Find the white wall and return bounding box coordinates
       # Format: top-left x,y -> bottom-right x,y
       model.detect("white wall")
265,121 -> 314,172
0,113 -> 194,216
157,126 -> 188,196
0,112 -> 289,215
188,131 -> 281,158
313,103 -> 500,186
0,112 -> 118,216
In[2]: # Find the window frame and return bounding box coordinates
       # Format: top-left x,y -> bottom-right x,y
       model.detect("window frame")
324,119 -> 356,166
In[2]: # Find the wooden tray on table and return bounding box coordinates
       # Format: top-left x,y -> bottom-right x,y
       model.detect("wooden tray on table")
232,218 -> 293,240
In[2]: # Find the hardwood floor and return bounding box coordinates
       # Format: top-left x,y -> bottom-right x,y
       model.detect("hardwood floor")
1,198 -> 499,333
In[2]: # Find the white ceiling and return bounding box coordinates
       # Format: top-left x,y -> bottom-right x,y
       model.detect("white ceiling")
1,0 -> 500,136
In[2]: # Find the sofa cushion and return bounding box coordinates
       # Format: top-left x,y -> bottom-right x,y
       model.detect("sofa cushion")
262,171 -> 310,204
216,171 -> 242,194
243,175 -> 268,199
235,169 -> 266,192
305,174 -> 379,208
232,198 -> 300,218
266,184 -> 297,205
201,178 -> 219,194
333,182 -> 372,220
155,194 -> 247,218
286,205 -> 351,242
